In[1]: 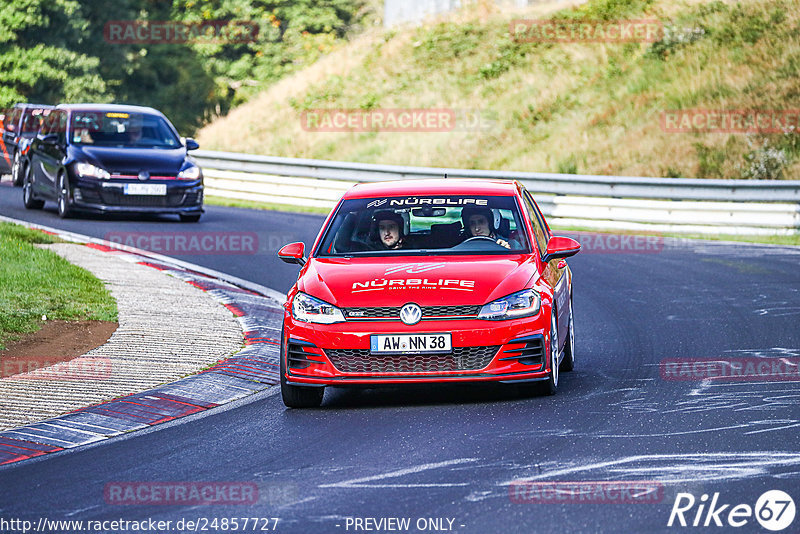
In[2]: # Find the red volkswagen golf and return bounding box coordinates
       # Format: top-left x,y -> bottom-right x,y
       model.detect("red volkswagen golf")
277,179 -> 580,407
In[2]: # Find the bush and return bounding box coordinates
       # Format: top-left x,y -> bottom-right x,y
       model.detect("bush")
739,137 -> 789,179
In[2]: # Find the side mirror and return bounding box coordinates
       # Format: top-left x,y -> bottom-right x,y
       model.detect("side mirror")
278,242 -> 306,266
184,138 -> 199,151
542,236 -> 581,263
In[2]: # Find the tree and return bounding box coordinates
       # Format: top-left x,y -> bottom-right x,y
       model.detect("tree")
0,0 -> 368,134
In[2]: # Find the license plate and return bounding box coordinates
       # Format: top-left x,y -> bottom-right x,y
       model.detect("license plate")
370,334 -> 452,354
124,183 -> 166,196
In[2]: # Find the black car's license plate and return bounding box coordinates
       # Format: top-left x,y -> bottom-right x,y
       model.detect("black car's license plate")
124,183 -> 166,196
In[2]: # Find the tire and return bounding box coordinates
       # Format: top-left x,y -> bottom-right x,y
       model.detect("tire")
539,310 -> 559,396
560,299 -> 575,372
57,173 -> 73,219
22,165 -> 44,210
280,332 -> 324,408
11,152 -> 24,187
179,213 -> 202,223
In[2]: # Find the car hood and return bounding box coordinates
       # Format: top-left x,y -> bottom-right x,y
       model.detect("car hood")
71,146 -> 187,175
298,256 -> 538,307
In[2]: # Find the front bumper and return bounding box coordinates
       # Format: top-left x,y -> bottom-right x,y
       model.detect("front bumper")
283,315 -> 550,386
69,177 -> 203,215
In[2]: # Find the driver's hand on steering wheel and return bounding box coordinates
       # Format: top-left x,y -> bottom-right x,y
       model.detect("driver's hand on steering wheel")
496,238 -> 510,249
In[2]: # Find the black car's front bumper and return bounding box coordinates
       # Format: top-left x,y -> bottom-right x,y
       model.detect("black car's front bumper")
70,178 -> 204,215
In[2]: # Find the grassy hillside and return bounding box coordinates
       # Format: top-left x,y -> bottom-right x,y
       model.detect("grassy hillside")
197,0 -> 800,179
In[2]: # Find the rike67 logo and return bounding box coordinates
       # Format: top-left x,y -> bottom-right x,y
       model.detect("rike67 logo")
668,490 -> 795,531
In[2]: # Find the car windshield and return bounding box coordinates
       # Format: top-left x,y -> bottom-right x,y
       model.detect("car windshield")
70,111 -> 180,148
21,108 -> 48,135
317,194 -> 530,256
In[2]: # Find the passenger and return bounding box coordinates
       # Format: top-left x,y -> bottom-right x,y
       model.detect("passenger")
372,210 -> 409,250
461,207 -> 518,250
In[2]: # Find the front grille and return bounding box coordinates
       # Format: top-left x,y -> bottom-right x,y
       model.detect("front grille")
100,191 -> 187,207
344,305 -> 480,320
325,345 -> 499,373
423,305 -> 480,316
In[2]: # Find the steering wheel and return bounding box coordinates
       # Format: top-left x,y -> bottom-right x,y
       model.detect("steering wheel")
461,236 -> 499,244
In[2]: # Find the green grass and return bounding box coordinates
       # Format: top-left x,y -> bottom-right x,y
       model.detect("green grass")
0,223 -> 118,349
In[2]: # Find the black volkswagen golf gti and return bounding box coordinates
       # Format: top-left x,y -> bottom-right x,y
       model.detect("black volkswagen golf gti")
23,104 -> 204,221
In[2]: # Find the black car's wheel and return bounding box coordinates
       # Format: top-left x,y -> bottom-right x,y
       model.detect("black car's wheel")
22,166 -> 44,210
280,332 -> 324,408
179,213 -> 202,223
540,310 -> 559,395
560,299 -> 575,372
57,173 -> 73,219
11,152 -> 25,187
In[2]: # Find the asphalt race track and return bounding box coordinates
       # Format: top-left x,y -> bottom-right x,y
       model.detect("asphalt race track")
1,185 -> 799,533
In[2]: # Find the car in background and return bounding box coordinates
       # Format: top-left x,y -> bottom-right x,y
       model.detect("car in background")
277,179 -> 581,407
23,103 -> 204,221
1,103 -> 54,186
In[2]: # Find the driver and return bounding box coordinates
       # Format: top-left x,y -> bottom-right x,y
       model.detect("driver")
461,207 -> 513,249
372,210 -> 408,250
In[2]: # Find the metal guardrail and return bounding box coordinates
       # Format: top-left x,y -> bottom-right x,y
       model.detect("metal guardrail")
194,149 -> 800,235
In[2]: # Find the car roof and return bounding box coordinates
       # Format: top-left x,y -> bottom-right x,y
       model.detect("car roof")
13,103 -> 54,110
55,103 -> 164,115
343,178 -> 519,199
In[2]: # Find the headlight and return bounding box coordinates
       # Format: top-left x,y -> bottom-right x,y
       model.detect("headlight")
292,292 -> 345,324
478,289 -> 541,320
177,165 -> 201,180
75,162 -> 110,180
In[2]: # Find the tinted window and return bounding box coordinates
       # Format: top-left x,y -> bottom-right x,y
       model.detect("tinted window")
70,111 -> 180,148
316,195 -> 530,256
41,111 -> 67,143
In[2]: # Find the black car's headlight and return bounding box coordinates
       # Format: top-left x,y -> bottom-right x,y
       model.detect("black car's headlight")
177,164 -> 201,180
478,289 -> 541,320
292,292 -> 345,324
75,162 -> 110,180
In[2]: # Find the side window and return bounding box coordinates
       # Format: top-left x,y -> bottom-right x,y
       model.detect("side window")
55,112 -> 67,143
523,190 -> 549,258
42,111 -> 66,142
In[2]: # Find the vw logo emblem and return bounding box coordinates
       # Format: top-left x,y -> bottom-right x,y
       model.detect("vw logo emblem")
400,303 -> 422,326
138,171 -> 150,181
